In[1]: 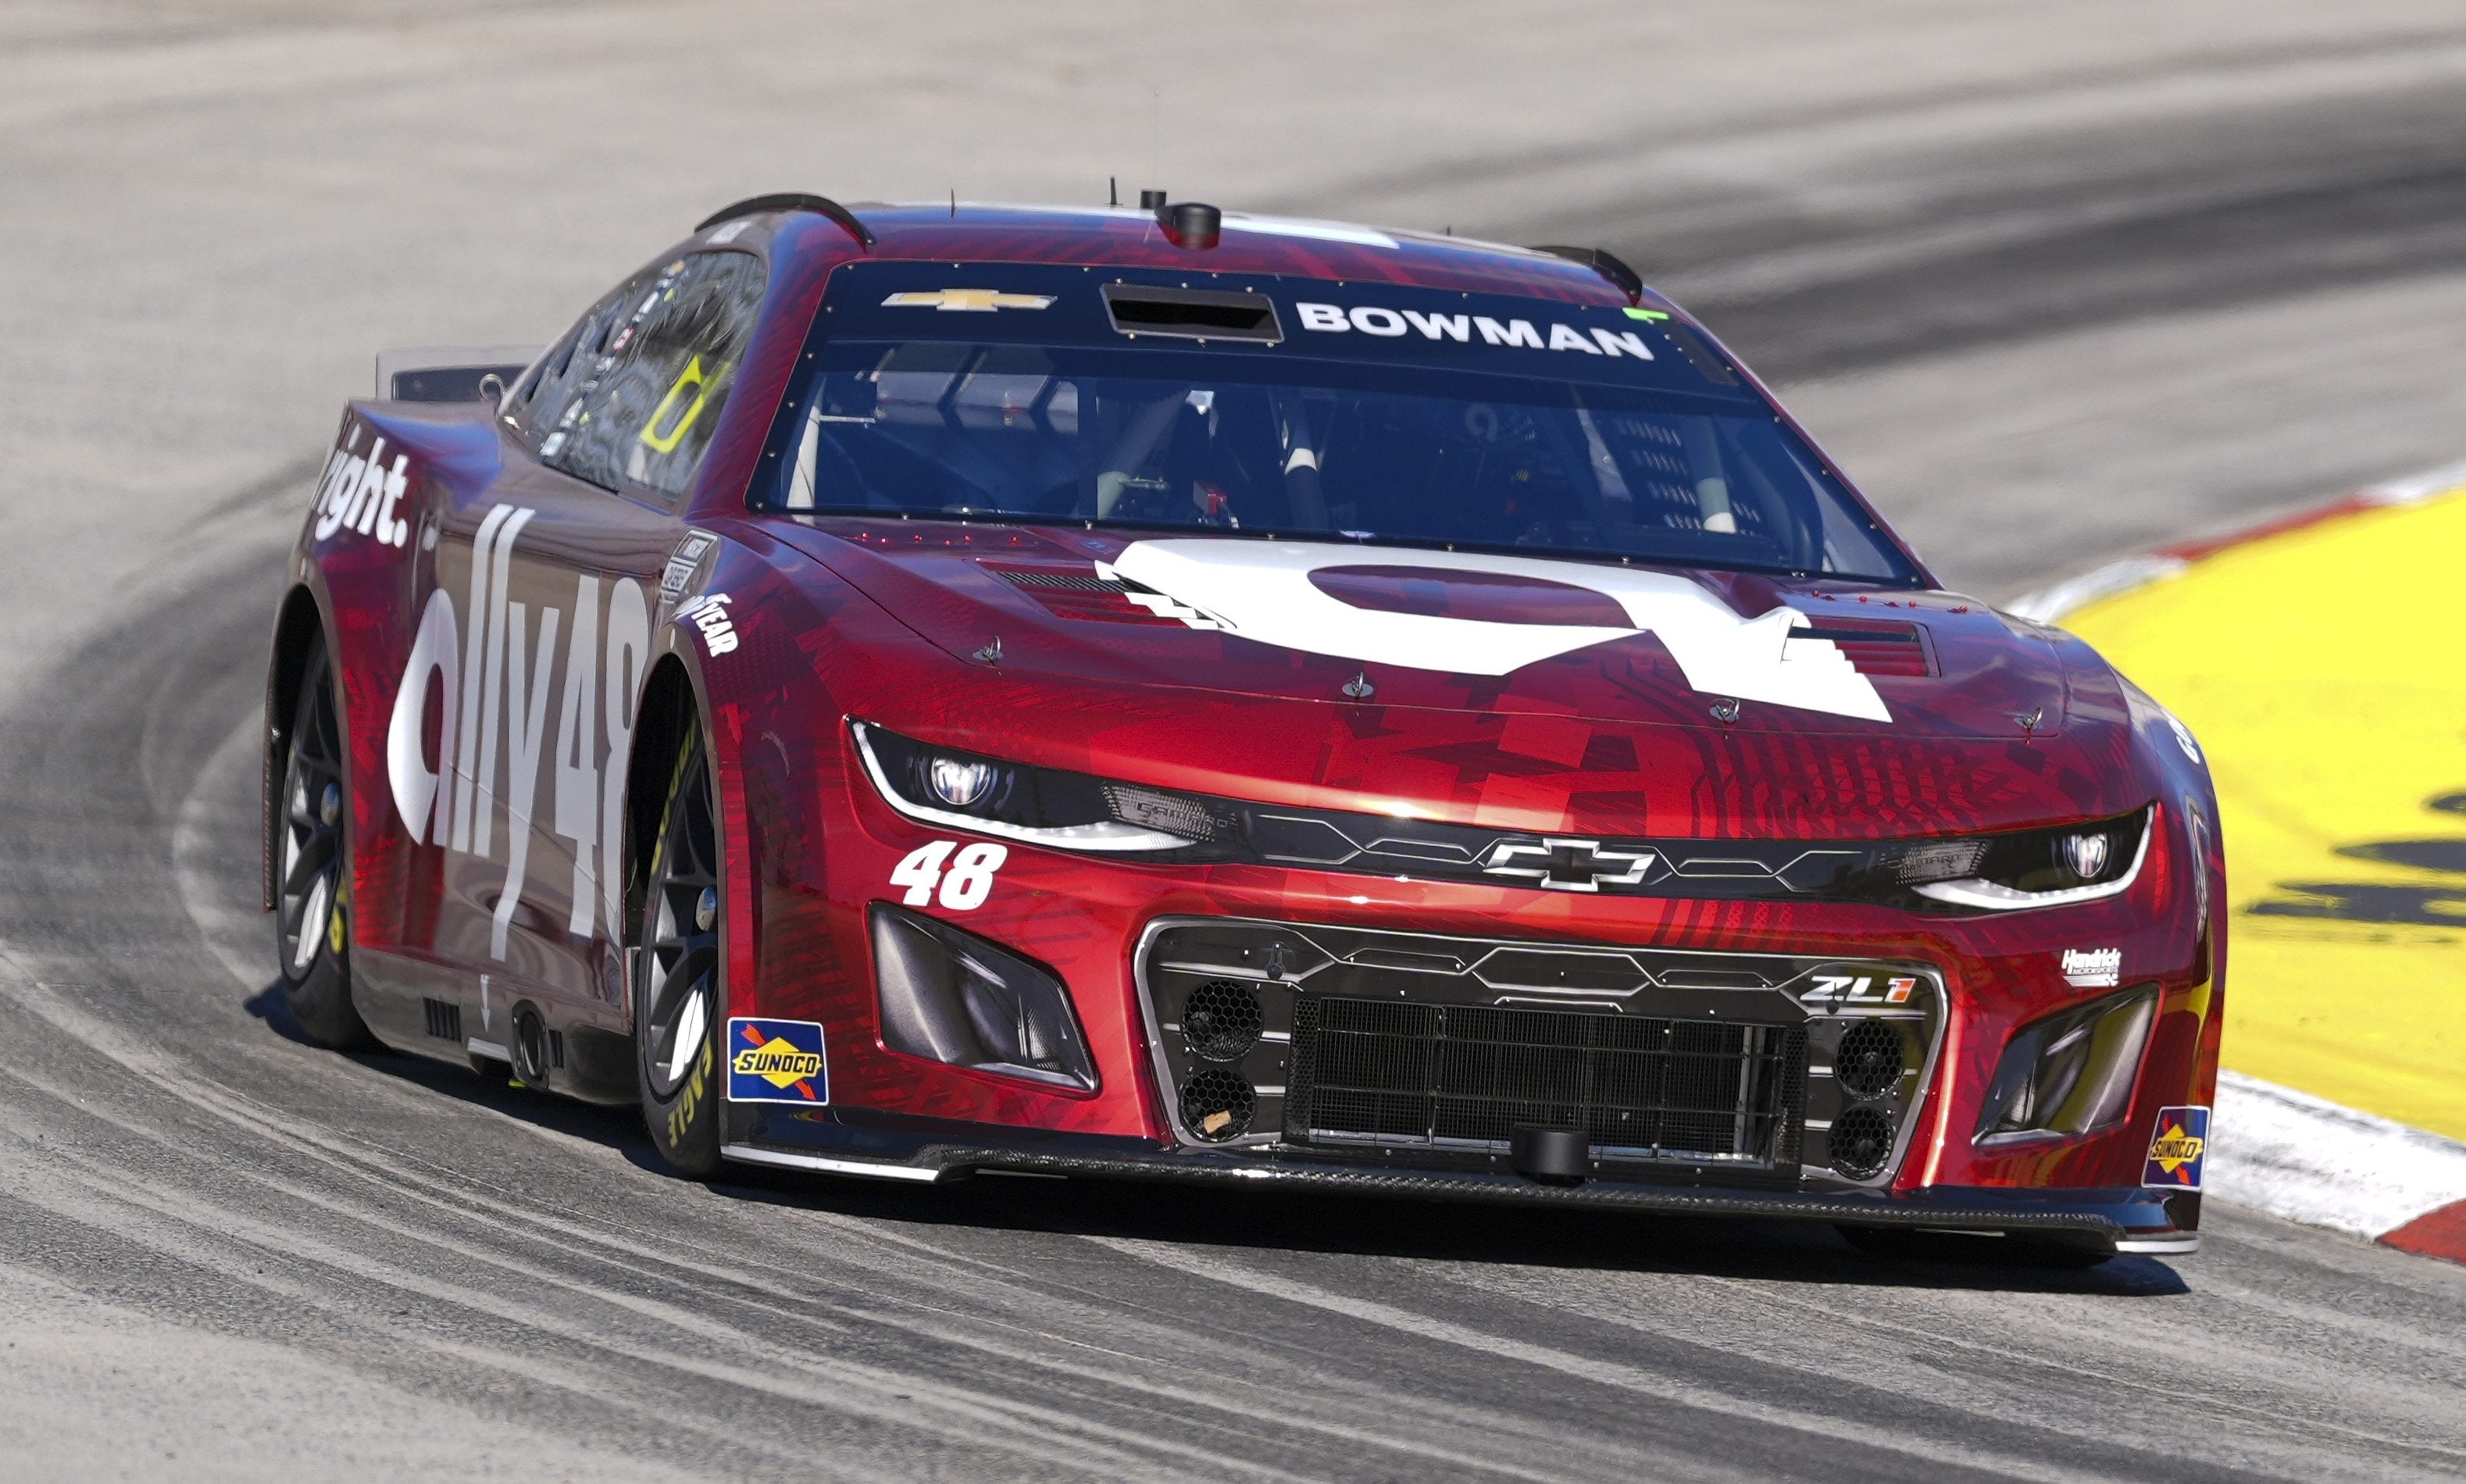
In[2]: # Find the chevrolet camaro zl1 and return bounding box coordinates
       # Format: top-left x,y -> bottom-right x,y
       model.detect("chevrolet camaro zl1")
266,191 -> 2222,1261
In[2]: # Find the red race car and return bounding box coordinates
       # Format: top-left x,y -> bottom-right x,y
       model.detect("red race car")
267,193 -> 2222,1261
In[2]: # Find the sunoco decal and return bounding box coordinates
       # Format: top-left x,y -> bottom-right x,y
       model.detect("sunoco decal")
726,1018 -> 828,1104
2143,1106 -> 2210,1190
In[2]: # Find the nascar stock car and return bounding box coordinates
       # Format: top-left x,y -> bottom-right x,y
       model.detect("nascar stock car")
266,191 -> 2221,1261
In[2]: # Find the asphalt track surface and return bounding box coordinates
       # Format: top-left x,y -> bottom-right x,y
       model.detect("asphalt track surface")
5,4 -> 2466,1479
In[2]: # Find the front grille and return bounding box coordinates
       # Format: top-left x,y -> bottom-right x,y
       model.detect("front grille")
1285,995 -> 1804,1168
1140,918 -> 1938,1190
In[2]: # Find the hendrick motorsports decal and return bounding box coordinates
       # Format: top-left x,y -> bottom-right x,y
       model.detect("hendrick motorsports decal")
2143,1106 -> 2210,1190
726,1018 -> 828,1104
1105,539 -> 1890,722
2061,947 -> 2122,988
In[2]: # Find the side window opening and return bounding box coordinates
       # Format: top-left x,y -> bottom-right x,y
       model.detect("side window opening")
534,251 -> 769,501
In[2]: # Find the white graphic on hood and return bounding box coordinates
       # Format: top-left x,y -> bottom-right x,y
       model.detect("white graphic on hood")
1104,539 -> 1890,722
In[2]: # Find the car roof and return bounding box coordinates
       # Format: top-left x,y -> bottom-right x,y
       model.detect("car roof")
719,199 -> 1677,314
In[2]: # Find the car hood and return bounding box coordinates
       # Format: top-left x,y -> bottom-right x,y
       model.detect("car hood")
767,517 -> 2076,742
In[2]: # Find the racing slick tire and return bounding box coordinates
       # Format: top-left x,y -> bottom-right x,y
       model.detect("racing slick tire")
273,633 -> 375,1049
634,716 -> 727,1178
1836,1224 -> 2113,1270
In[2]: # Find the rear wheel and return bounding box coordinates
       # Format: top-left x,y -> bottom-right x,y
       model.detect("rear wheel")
635,719 -> 725,1176
275,636 -> 373,1048
1837,1224 -> 2112,1269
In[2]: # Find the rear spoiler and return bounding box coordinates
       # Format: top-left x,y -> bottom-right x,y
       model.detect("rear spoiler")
373,345 -> 538,404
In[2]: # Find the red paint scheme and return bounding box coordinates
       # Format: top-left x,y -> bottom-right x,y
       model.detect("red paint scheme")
273,202 -> 2225,1243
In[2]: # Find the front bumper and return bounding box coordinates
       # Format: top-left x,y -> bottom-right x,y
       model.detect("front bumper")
725,738 -> 2221,1256
718,1111 -> 2199,1255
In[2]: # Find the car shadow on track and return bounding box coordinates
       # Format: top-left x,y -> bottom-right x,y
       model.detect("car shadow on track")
243,984 -> 2187,1299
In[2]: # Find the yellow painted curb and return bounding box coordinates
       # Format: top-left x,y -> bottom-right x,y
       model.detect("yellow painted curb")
2061,488 -> 2466,1142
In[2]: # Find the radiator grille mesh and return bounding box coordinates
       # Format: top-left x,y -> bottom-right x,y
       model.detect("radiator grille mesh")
1285,996 -> 1804,1167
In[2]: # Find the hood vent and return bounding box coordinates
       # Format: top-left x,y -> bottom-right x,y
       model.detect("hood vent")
1791,618 -> 1933,677
987,564 -> 1183,626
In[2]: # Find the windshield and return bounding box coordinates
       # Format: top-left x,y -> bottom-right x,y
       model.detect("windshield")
759,266 -> 1918,581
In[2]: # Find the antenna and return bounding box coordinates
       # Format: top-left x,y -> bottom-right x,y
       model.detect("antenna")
1109,176 -> 1119,207
949,188 -> 955,217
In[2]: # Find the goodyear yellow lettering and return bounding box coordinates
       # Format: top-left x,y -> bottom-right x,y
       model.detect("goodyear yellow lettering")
667,1040 -> 712,1145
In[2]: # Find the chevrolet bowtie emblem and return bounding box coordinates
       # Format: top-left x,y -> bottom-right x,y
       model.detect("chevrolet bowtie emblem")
1482,838 -> 1655,892
881,287 -> 1058,312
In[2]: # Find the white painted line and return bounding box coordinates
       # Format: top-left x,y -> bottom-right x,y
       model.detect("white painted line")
2361,458 -> 2466,504
2004,554 -> 2188,624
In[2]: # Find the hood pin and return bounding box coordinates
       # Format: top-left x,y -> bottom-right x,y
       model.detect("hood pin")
1341,672 -> 1376,701
1709,697 -> 1741,725
972,637 -> 1003,665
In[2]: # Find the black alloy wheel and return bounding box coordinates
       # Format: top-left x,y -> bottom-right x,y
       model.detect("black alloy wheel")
636,718 -> 726,1175
276,635 -> 373,1047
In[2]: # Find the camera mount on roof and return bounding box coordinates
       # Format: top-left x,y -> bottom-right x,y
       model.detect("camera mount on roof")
1155,199 -> 1222,250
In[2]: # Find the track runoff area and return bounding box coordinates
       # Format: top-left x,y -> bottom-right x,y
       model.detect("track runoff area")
2015,465 -> 2466,1265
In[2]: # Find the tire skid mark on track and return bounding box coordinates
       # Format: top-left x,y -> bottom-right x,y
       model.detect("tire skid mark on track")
0,1104 -> 1283,1484
0,1001 -> 1343,1484
8,883 -> 1590,1478
1083,1236 -> 2133,1484
0,988 -> 1590,1484
1419,1258 -> 2466,1479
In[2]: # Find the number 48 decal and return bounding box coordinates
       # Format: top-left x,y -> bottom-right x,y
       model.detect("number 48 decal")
890,840 -> 1009,910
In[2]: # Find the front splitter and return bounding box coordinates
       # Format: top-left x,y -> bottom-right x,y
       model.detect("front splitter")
721,1111 -> 2196,1256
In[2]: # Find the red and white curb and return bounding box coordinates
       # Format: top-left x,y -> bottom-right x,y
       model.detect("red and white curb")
2006,460 -> 2466,1266
2211,1074 -> 2466,1265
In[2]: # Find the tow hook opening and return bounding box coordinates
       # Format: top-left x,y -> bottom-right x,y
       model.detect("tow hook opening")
1511,1125 -> 1590,1186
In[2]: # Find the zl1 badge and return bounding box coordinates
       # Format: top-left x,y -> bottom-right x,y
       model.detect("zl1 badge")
2143,1105 -> 2209,1190
726,1018 -> 828,1104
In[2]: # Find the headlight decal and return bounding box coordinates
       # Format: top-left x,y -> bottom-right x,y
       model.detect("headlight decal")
1911,807 -> 2152,911
851,721 -> 1213,853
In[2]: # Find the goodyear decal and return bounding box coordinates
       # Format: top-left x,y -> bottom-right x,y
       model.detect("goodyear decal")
2143,1105 -> 2210,1190
726,1018 -> 828,1105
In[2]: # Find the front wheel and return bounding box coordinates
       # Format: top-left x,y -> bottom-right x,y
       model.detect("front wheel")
635,719 -> 725,1176
275,635 -> 373,1048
